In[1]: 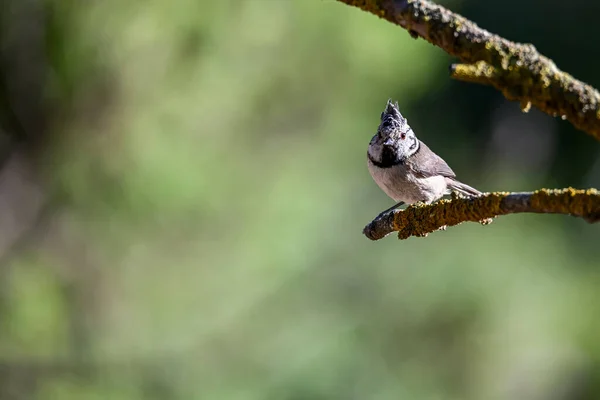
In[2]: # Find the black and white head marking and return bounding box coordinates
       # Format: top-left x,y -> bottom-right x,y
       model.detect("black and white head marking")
368,99 -> 420,168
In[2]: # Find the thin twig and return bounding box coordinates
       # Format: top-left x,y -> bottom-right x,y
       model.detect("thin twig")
363,188 -> 600,240
336,0 -> 600,140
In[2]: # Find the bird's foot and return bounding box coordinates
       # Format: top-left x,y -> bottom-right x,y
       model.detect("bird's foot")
451,190 -> 464,200
374,209 -> 395,220
375,201 -> 405,219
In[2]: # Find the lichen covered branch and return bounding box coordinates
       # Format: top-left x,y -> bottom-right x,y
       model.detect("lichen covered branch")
363,188 -> 600,240
336,0 -> 600,140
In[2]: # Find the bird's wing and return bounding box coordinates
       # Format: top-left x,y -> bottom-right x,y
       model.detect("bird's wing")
408,140 -> 456,179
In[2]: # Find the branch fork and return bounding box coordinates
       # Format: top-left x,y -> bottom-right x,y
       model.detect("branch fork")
337,0 -> 600,140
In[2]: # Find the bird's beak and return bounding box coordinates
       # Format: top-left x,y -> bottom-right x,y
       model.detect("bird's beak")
383,138 -> 395,147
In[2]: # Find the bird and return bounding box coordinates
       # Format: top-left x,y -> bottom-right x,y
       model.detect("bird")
367,99 -> 481,216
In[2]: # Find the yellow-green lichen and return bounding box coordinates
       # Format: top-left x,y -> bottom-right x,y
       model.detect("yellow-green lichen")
374,189 -> 600,241
393,194 -> 507,240
336,0 -> 600,140
529,188 -> 600,219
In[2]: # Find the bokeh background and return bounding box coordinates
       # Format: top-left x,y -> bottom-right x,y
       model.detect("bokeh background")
0,0 -> 599,399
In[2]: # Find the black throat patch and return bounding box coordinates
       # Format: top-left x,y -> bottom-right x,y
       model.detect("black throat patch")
368,138 -> 420,169
368,148 -> 403,169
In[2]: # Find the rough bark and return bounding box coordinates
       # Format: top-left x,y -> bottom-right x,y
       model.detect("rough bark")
336,0 -> 600,140
363,189 -> 600,240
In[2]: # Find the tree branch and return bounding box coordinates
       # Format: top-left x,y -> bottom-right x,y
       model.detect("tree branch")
337,1 -> 600,239
336,0 -> 600,140
363,189 -> 600,240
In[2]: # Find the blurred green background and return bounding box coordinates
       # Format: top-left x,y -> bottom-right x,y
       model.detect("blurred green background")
0,0 -> 599,399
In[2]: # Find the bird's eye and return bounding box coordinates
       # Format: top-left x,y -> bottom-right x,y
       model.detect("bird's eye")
400,132 -> 406,140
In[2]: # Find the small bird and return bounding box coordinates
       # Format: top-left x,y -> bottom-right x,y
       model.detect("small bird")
367,99 -> 481,215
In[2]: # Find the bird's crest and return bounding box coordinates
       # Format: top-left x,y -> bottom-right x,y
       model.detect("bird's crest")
379,99 -> 408,133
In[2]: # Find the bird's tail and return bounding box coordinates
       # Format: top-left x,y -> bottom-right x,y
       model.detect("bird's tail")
446,178 -> 481,197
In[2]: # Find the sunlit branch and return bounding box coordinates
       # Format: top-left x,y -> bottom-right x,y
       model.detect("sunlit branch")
335,0 -> 600,140
363,188 -> 600,240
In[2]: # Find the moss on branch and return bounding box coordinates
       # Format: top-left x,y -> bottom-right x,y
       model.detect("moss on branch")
363,188 -> 600,240
336,0 -> 600,140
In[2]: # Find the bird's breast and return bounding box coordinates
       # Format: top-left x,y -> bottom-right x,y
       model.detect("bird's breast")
367,159 -> 447,204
